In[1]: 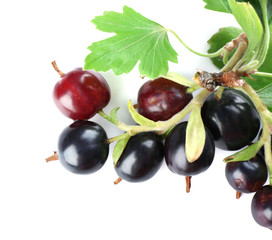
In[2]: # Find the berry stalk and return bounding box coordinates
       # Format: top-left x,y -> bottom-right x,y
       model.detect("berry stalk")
167,29 -> 225,58
264,138 -> 272,185
242,83 -> 272,185
221,39 -> 248,72
114,89 -> 210,135
253,72 -> 272,78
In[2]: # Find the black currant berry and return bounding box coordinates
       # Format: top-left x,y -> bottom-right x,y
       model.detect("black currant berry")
251,185 -> 272,229
58,120 -> 109,174
115,132 -> 164,182
164,121 -> 215,176
201,88 -> 260,150
225,154 -> 268,193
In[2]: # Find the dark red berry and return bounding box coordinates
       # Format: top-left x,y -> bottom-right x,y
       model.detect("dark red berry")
137,77 -> 192,121
53,64 -> 110,120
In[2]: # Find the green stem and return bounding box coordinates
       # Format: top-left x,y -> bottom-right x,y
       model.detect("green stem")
187,85 -> 201,93
256,0 -> 270,68
264,125 -> 272,185
214,86 -> 224,100
242,83 -> 272,185
253,72 -> 272,78
242,83 -> 267,113
262,108 -> 272,134
98,110 -> 118,125
106,132 -> 130,144
237,60 -> 259,73
222,48 -> 230,65
117,88 -> 210,135
221,40 -> 248,72
241,50 -> 256,67
168,29 -> 224,58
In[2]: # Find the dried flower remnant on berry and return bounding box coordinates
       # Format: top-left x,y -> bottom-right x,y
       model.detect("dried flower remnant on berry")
193,69 -> 245,92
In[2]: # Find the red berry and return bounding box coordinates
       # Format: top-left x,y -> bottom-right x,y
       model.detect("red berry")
52,64 -> 110,120
137,77 -> 192,121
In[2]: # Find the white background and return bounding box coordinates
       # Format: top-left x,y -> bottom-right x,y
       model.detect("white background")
0,0 -> 271,239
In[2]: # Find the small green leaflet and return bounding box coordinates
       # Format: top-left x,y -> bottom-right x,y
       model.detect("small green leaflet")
228,0 -> 263,55
224,140 -> 263,162
113,136 -> 131,165
185,105 -> 206,163
127,100 -> 157,127
84,6 -> 178,79
203,0 -> 232,13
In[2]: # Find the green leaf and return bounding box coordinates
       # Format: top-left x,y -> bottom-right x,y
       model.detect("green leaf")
224,141 -> 263,162
268,1 -> 272,24
127,100 -> 157,127
185,105 -> 205,163
243,0 -> 272,25
165,72 -> 200,88
208,27 -> 243,69
204,0 -> 272,25
113,136 -> 131,165
248,23 -> 272,90
203,0 -> 232,13
257,83 -> 272,111
228,0 -> 263,55
84,6 -> 178,79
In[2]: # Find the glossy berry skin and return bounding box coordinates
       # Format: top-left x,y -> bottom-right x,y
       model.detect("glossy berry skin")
251,185 -> 272,229
53,68 -> 110,120
225,154 -> 268,193
137,77 -> 193,121
58,120 -> 109,174
201,88 -> 260,150
115,132 -> 164,182
164,122 -> 215,176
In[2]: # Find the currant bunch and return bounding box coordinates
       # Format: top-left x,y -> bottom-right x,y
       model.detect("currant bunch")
67,2 -> 272,232
47,59 -> 272,232
48,58 -> 272,232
